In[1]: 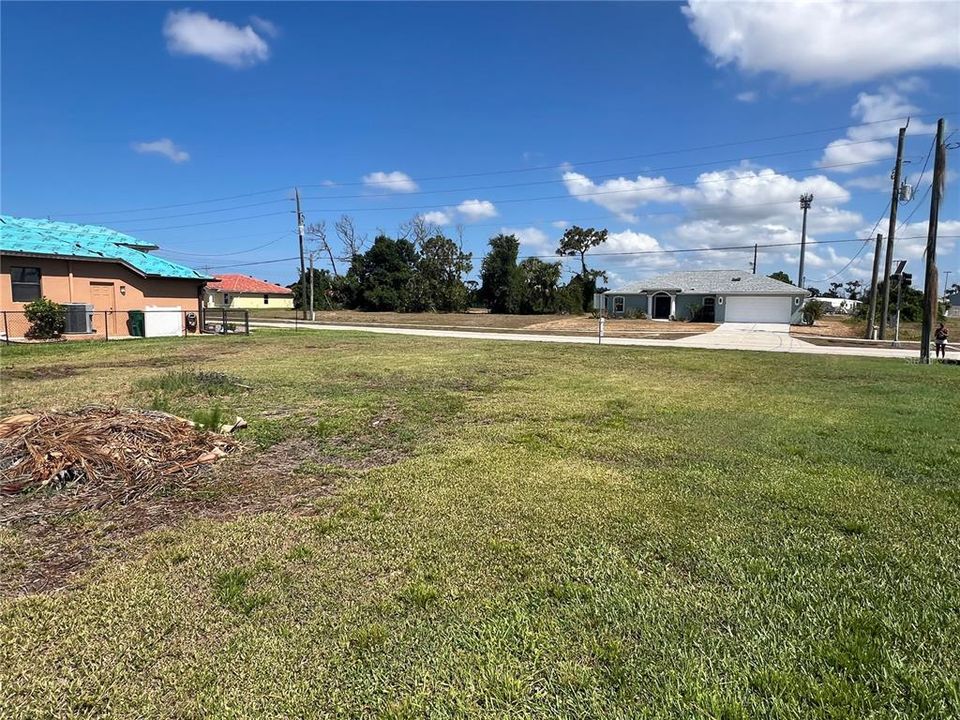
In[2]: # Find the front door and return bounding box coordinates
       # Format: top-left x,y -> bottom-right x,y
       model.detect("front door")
89,282 -> 118,337
653,294 -> 671,319
702,296 -> 716,322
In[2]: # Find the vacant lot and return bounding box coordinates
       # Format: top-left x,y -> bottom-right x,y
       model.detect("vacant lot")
1,332 -> 958,718
247,308 -> 718,337
792,315 -> 960,343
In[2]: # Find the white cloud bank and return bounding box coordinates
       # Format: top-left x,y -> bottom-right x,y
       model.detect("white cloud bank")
682,0 -> 960,84
363,171 -> 419,193
164,10 -> 273,68
132,138 -> 190,164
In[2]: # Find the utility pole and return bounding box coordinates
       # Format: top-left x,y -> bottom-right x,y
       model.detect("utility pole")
921,118 -> 946,364
865,233 -> 884,339
797,194 -> 813,289
879,124 -> 907,339
308,252 -> 315,322
752,244 -> 758,274
295,188 -> 307,320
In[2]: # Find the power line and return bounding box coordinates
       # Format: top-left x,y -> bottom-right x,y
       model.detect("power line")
197,234 -> 952,270
158,232 -> 294,258
297,112 -> 954,188
46,112 -> 953,217
807,198 -> 893,283
300,137 -> 923,201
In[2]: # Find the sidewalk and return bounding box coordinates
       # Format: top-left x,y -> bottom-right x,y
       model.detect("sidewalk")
249,319 -> 931,360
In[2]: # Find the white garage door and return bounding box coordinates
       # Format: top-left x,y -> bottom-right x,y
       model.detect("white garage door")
724,295 -> 793,323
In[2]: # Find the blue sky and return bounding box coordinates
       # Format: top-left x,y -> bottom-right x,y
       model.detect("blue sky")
2,1 -> 959,290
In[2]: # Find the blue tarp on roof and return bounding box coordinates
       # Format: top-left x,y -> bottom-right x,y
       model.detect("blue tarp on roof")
0,215 -> 212,281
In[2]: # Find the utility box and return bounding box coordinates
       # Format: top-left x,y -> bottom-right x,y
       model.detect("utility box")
143,306 -> 183,337
63,303 -> 94,334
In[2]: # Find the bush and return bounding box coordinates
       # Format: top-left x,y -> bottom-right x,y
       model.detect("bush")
623,308 -> 647,320
804,299 -> 829,324
23,298 -> 66,339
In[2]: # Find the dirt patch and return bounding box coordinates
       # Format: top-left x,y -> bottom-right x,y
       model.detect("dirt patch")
3,366 -> 78,381
0,435 -> 405,597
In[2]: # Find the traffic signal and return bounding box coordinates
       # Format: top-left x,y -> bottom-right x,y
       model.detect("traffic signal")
902,273 -> 913,288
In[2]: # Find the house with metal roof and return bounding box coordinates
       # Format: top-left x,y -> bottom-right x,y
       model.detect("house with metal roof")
1,215 -> 213,336
603,270 -> 809,324
205,274 -> 294,310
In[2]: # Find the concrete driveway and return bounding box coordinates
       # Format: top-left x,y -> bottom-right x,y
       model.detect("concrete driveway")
672,322 -> 814,352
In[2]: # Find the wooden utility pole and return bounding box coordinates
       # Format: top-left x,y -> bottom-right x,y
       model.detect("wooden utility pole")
879,124 -> 907,339
920,118 -> 946,364
295,188 -> 307,320
797,194 -> 813,289
752,244 -> 758,274
865,233 -> 884,339
308,252 -> 315,322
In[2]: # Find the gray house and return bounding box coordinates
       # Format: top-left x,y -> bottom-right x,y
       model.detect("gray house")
604,270 -> 809,324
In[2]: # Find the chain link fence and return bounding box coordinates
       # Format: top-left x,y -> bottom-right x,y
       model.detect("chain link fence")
1,308 -> 249,345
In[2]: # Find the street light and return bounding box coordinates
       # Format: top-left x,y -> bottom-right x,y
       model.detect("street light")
798,194 -> 814,289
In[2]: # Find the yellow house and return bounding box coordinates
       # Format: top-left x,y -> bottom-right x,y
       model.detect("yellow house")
205,274 -> 294,310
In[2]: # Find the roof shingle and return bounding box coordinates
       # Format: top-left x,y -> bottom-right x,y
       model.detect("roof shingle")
207,274 -> 293,295
607,270 -> 808,296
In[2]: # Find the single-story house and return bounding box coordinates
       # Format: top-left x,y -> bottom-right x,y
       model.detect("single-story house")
808,296 -> 862,315
1,215 -> 212,336
204,274 -> 294,309
604,270 -> 810,324
947,293 -> 960,319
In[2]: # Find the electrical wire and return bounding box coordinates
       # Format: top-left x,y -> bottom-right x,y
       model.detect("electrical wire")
807,198 -> 893,284
47,112 -> 952,217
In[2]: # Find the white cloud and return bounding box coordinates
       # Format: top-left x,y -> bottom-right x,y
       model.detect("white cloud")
735,91 -> 758,103
552,220 -> 570,229
604,229 -> 662,254
363,171 -> 419,193
818,86 -> 936,171
502,226 -> 553,256
682,0 -> 960,84
132,138 -> 190,164
420,210 -> 452,226
457,199 -> 498,221
164,10 -> 272,68
250,16 -> 279,38
564,165 -> 852,226
563,171 -> 685,221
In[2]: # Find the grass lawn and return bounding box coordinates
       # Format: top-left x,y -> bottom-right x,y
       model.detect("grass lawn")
1,331 -> 958,718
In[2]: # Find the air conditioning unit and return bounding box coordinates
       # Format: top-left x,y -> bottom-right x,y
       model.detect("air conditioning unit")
63,303 -> 94,334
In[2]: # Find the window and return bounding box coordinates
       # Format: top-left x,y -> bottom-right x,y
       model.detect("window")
223,294 -> 231,306
613,296 -> 625,313
264,294 -> 270,304
717,296 -> 724,305
11,266 -> 41,302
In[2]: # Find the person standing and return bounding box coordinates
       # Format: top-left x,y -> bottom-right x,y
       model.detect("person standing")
934,323 -> 949,360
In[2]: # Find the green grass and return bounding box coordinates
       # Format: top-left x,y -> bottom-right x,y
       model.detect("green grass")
1,331 -> 958,718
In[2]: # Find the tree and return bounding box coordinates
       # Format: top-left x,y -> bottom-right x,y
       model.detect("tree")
556,226 -> 609,312
844,280 -> 863,301
806,287 -> 821,297
290,268 -> 339,310
804,299 -> 829,324
768,271 -> 792,284
335,214 -> 367,259
824,282 -> 844,298
517,258 -> 563,314
345,235 -> 419,311
305,220 -> 338,277
480,234 -> 522,313
409,234 -> 473,312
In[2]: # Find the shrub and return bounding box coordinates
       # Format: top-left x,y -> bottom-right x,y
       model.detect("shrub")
804,299 -> 829,324
192,404 -> 227,432
623,308 -> 647,320
23,298 -> 66,339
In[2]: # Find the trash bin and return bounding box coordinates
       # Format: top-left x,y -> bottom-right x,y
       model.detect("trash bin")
128,310 -> 145,337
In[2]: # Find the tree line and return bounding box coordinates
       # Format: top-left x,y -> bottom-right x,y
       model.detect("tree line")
291,216 -> 609,315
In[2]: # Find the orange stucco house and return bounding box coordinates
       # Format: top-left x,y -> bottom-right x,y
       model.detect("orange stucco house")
1,215 -> 213,337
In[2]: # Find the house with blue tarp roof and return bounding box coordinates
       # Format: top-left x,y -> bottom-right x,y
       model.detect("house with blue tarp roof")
1,215 -> 214,336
